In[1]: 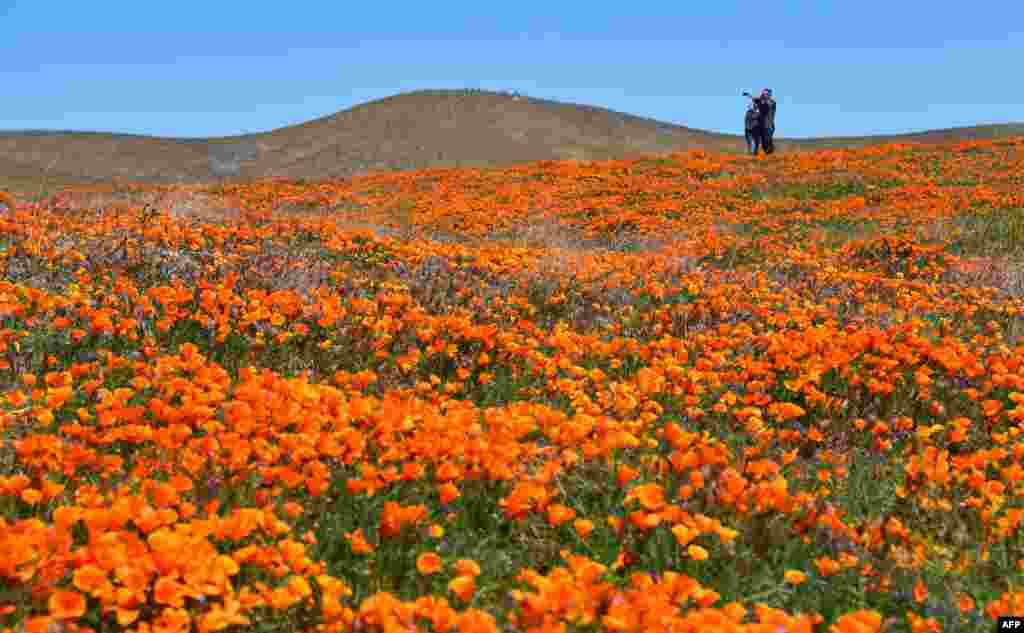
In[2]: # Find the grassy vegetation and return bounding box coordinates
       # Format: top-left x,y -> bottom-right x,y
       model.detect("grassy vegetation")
948,207 -> 1024,258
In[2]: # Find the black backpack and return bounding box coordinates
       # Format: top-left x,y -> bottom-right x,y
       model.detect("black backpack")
745,107 -> 759,131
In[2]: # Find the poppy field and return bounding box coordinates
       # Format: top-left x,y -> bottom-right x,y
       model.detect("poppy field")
2,136 -> 1024,633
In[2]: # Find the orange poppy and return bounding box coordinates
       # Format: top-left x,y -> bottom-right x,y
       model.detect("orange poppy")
48,590 -> 86,619
448,575 -> 476,603
416,552 -> 443,575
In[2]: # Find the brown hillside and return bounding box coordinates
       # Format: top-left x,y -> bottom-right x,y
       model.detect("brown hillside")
1,89 -> 1022,188
0,90 -> 740,185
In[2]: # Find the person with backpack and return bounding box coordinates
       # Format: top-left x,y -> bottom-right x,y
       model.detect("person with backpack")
744,102 -> 761,155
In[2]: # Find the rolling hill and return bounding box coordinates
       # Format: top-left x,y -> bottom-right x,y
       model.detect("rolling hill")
1,89 -> 1022,187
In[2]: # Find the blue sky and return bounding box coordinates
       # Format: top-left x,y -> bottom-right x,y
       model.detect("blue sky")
2,2 -> 1022,139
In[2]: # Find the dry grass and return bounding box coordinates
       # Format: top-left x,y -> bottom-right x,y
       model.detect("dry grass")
2,90 -> 1021,185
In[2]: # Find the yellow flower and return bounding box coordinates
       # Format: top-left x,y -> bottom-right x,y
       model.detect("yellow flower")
784,569 -> 807,585
687,544 -> 709,561
449,575 -> 476,603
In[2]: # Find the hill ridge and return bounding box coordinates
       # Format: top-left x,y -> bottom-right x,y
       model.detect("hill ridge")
1,89 -> 1022,186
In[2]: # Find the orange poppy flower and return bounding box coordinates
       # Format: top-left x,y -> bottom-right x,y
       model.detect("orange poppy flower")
416,552 -> 443,575
956,592 -> 976,613
829,610 -> 883,633
153,577 -> 187,608
448,575 -> 476,603
48,590 -> 86,619
73,564 -> 110,596
573,518 -> 595,538
625,483 -> 666,511
454,559 -> 482,578
547,503 -> 576,526
438,482 -> 461,505
912,578 -> 928,603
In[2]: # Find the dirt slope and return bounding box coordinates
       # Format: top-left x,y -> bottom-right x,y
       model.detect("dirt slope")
1,89 -> 1020,186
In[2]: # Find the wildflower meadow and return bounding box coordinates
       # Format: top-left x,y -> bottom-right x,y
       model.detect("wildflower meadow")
2,137 -> 1024,633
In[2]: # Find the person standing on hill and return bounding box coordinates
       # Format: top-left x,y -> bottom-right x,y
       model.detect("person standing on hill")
744,102 -> 761,155
754,89 -> 777,153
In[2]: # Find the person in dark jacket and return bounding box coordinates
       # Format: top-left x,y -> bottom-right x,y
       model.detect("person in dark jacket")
754,89 -> 777,153
744,103 -> 761,155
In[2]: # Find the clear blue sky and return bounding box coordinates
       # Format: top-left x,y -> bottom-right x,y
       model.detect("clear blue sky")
2,1 -> 1022,139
